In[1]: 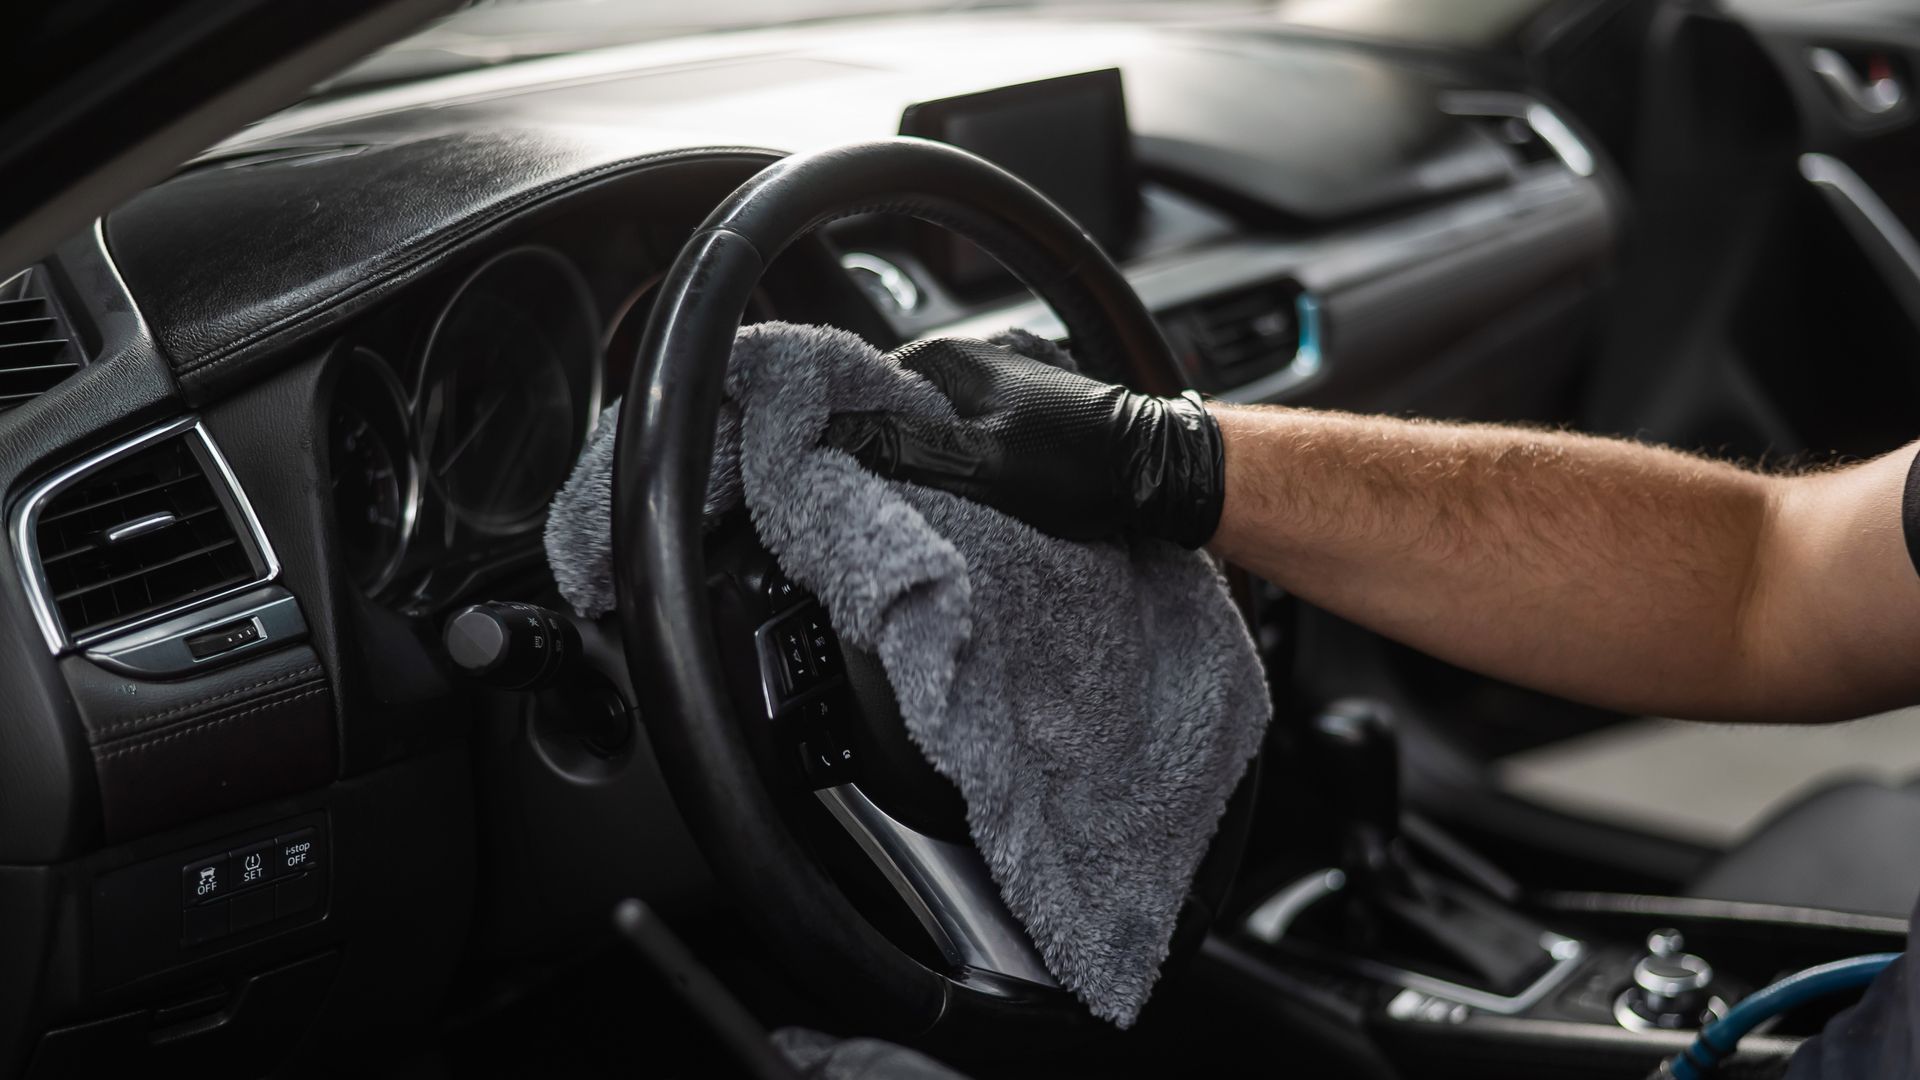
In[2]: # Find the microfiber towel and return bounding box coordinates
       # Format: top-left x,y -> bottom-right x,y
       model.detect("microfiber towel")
546,322 -> 1270,1026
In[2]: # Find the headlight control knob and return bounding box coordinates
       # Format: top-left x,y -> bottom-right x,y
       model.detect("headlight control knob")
444,601 -> 579,691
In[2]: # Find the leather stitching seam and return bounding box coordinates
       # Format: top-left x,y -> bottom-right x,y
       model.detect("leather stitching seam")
94,686 -> 331,762
87,663 -> 325,739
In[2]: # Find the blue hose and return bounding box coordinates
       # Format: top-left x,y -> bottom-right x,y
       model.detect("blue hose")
1666,952 -> 1900,1079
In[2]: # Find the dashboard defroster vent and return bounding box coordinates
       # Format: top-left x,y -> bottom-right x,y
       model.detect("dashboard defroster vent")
0,267 -> 81,415
14,419 -> 276,649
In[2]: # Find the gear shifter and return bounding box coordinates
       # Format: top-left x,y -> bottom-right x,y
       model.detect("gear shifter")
1312,698 -> 1555,997
1314,699 -> 1403,887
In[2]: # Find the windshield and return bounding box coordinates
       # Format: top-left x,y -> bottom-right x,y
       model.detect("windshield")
316,0 -> 1552,97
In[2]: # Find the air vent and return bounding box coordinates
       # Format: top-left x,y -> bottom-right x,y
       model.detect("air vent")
0,267 -> 82,415
22,421 -> 271,646
1160,281 -> 1304,390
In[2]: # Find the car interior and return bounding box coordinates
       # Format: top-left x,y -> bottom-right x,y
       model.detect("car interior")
3,0 -> 1920,1076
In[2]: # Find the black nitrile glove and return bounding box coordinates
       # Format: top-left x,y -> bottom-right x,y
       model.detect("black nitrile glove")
824,337 -> 1225,549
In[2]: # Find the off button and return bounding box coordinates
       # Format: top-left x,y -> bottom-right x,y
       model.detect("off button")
275,829 -> 324,875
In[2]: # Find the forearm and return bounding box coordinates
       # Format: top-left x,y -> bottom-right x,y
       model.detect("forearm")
1205,405 -> 1920,722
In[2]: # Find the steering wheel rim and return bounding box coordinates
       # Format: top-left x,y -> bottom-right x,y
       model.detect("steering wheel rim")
614,137 -> 1251,1040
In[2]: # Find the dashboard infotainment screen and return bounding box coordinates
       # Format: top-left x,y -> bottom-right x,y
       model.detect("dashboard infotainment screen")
899,68 -> 1138,296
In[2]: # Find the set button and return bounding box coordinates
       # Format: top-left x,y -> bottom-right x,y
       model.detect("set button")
234,839 -> 276,889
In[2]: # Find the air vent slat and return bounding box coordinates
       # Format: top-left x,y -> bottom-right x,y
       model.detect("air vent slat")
37,471 -> 206,527
52,537 -> 241,601
0,340 -> 72,364
38,503 -> 226,567
31,426 -> 263,642
0,267 -> 81,414
0,317 -> 58,344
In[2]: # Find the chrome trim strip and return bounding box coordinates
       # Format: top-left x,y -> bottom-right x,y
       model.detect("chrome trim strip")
1439,90 -> 1596,178
10,416 -> 281,654
1808,47 -> 1905,118
1349,933 -> 1586,1017
840,251 -> 922,314
1244,867 -> 1346,944
817,784 -> 1058,988
104,511 -> 178,544
1613,990 -> 1725,1033
1801,152 -> 1920,293
1242,866 -> 1586,1016
84,588 -> 306,677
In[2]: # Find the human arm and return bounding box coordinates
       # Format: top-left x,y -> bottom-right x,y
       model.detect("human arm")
828,339 -> 1920,723
1204,405 -> 1920,723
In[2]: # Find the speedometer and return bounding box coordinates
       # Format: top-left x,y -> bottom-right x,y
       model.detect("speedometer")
417,247 -> 600,535
328,347 -> 417,594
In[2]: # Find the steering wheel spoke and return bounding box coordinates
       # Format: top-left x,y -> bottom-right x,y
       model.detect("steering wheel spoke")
818,784 -> 1059,988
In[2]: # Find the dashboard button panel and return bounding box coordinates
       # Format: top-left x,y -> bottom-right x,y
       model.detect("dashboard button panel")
166,818 -> 328,947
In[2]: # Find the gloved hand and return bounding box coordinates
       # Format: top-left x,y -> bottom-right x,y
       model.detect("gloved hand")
823,337 -> 1225,549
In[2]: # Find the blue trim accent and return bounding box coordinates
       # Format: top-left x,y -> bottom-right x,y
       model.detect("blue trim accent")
1291,291 -> 1323,378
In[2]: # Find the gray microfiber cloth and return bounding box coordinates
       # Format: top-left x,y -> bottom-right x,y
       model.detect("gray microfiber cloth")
545,322 -> 1270,1026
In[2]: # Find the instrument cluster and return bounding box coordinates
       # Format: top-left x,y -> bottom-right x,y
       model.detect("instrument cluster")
323,239 -> 779,612
325,245 -> 602,608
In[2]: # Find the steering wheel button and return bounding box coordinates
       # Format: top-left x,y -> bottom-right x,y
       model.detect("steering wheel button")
765,571 -> 804,612
804,614 -> 840,676
800,731 -> 858,788
778,626 -> 814,692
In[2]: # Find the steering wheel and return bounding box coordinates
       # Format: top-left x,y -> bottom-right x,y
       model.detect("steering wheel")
614,138 -> 1258,1043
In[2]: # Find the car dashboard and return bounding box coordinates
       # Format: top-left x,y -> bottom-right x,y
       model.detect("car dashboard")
0,10 -> 1617,1075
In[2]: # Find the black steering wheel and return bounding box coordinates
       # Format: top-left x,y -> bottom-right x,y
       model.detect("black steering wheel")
614,137 -> 1258,1044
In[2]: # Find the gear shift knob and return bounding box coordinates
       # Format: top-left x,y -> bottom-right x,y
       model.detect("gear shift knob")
1312,697 -> 1402,848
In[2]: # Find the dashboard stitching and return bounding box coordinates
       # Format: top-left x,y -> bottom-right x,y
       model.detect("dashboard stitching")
172,145 -> 784,385
92,685 -> 331,761
85,664 -> 326,739
90,676 -> 329,750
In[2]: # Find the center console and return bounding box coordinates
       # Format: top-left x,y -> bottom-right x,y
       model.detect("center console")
1202,700 -> 1903,1079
